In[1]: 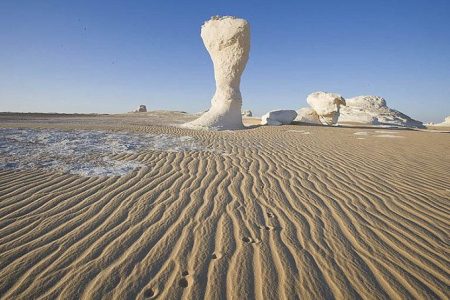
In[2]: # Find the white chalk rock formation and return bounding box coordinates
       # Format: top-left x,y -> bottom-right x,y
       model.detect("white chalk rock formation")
242,110 -> 252,117
432,116 -> 450,127
184,16 -> 250,130
261,110 -> 297,126
135,105 -> 147,112
295,107 -> 321,124
306,92 -> 346,125
339,96 -> 423,127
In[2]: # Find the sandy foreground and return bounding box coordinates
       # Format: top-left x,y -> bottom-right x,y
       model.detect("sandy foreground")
0,112 -> 449,299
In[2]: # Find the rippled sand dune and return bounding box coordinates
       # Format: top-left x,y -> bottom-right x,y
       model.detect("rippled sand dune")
0,112 -> 449,299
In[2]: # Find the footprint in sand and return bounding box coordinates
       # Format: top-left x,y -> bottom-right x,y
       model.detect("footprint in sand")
262,225 -> 278,231
242,236 -> 260,244
143,288 -> 156,298
179,278 -> 189,288
178,271 -> 191,288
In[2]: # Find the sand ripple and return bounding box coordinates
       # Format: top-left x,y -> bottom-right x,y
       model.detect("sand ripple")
0,117 -> 449,299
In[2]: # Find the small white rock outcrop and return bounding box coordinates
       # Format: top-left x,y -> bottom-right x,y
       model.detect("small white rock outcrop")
135,105 -> 147,112
339,95 -> 423,127
432,116 -> 450,127
184,16 -> 250,130
261,110 -> 297,126
295,107 -> 321,124
242,110 -> 252,117
306,92 -> 346,125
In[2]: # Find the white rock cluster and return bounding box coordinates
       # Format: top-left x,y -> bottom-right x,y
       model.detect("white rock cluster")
261,110 -> 297,126
262,91 -> 343,126
296,93 -> 423,128
184,16 -> 250,130
431,116 -> 450,127
339,96 -> 423,127
175,17 -> 428,131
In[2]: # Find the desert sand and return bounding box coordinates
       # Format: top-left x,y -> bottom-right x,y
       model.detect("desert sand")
0,112 -> 449,299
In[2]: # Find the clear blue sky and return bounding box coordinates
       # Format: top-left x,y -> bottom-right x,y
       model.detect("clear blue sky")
1,0 -> 449,122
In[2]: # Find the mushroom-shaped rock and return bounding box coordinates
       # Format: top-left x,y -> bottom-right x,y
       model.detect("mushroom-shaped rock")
136,105 -> 147,112
261,110 -> 297,126
295,107 -> 321,124
339,96 -> 423,128
242,110 -> 252,117
184,16 -> 250,130
307,92 -> 346,125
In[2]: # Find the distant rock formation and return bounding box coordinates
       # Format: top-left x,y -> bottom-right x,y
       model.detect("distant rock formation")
261,110 -> 297,126
431,116 -> 450,127
135,105 -> 147,112
184,16 -> 250,130
307,92 -> 346,125
295,107 -> 321,124
242,110 -> 252,117
339,96 -> 423,127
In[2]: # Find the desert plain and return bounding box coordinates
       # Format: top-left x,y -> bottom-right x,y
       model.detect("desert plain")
0,111 -> 449,299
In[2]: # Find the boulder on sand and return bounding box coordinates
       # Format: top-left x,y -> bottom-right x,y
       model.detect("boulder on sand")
242,110 -> 252,117
295,107 -> 321,124
338,95 -> 423,128
135,105 -> 147,112
306,92 -> 346,125
261,110 -> 297,126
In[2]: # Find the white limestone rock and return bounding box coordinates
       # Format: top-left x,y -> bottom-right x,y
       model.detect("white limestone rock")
339,96 -> 423,128
306,92 -> 346,125
261,110 -> 297,126
432,116 -> 450,127
295,107 -> 321,124
184,16 -> 250,130
242,110 -> 252,117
